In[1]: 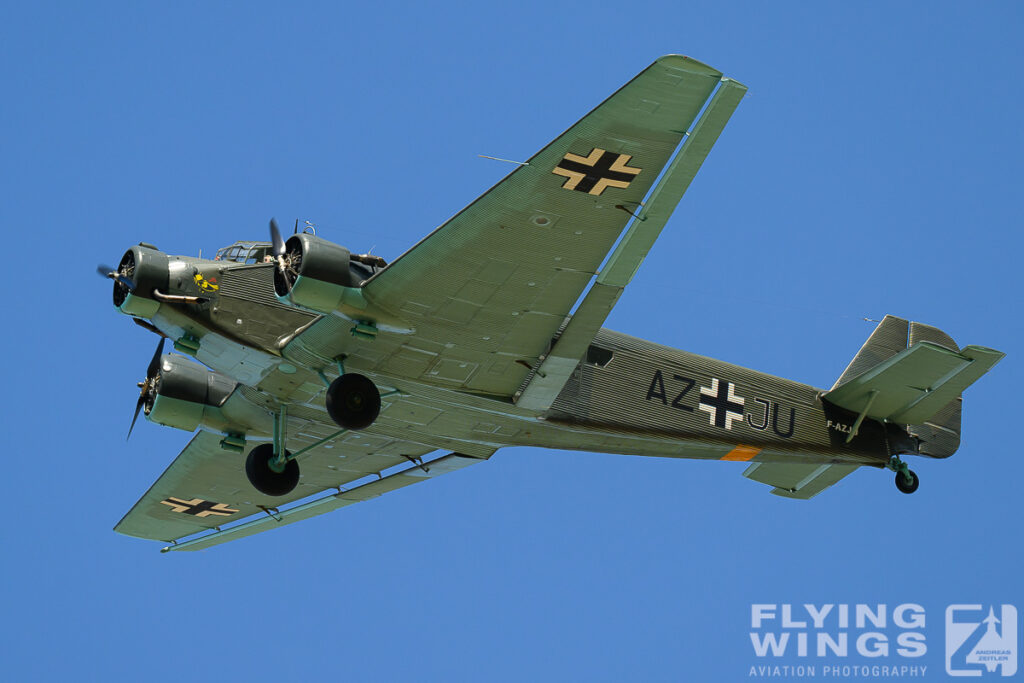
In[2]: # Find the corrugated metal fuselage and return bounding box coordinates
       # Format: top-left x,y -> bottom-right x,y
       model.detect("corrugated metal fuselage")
136,260 -> 903,471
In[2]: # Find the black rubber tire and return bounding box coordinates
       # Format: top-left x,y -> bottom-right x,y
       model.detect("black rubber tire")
325,373 -> 381,430
245,443 -> 299,496
895,469 -> 920,494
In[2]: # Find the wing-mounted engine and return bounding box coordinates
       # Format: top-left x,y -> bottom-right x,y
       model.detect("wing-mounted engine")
141,353 -> 239,433
127,339 -> 275,440
272,229 -> 385,313
274,233 -> 354,312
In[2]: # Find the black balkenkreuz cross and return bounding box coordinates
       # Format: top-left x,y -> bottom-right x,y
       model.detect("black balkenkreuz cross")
698,378 -> 746,430
160,497 -> 239,518
551,148 -> 642,196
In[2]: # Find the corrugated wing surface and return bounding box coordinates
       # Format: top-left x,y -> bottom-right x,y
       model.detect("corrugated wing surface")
115,429 -> 434,542
353,56 -> 726,397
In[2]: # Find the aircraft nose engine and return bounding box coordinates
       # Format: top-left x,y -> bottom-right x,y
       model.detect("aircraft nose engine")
106,244 -> 169,317
128,338 -> 238,437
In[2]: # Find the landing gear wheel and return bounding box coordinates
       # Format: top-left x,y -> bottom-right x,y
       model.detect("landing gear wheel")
245,443 -> 299,496
325,373 -> 381,430
895,469 -> 920,494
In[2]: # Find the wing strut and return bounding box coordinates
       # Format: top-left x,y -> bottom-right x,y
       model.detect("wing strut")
846,389 -> 879,443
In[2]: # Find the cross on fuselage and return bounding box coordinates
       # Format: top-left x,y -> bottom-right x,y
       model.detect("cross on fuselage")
699,379 -> 744,428
556,151 -> 636,194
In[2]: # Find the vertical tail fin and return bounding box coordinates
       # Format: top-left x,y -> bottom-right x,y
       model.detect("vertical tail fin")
831,315 -> 909,390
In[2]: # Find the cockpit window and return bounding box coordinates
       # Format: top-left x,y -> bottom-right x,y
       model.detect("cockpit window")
215,241 -> 273,264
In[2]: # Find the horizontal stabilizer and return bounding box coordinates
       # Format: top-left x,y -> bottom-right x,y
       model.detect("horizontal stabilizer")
823,342 -> 1004,424
743,462 -> 859,499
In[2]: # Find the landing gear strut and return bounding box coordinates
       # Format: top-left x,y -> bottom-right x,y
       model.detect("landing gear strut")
245,405 -> 300,496
888,456 -> 920,495
246,444 -> 299,496
326,373 -> 381,430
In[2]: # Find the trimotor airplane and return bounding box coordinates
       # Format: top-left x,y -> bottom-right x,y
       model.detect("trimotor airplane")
101,55 -> 1004,552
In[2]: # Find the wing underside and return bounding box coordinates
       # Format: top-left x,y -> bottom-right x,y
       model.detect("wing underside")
115,429 -> 491,548
161,452 -> 488,551
293,55 -> 747,398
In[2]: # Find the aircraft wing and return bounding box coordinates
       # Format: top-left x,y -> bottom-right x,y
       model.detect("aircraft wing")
115,429 -> 490,550
359,55 -> 739,397
742,462 -> 860,499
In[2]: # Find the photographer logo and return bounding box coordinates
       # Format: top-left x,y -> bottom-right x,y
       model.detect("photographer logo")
946,605 -> 1017,677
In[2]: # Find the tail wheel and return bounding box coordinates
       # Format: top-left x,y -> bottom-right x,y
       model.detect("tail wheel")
895,469 -> 920,494
245,444 -> 299,496
325,373 -> 381,430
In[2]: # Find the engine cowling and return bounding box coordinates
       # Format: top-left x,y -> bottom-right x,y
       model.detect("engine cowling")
274,233 -> 358,313
113,244 -> 169,317
146,354 -> 238,432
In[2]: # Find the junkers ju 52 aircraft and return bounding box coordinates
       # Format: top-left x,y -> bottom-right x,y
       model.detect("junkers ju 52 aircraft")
101,55 -> 1003,551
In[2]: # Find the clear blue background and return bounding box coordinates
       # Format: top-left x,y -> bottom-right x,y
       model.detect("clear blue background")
2,2 -> 1020,680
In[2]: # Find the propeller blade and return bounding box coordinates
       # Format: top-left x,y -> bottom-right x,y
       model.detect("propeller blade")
127,396 -> 145,440
97,263 -> 136,291
128,338 -> 165,441
269,218 -> 285,257
146,337 -> 166,379
269,218 -> 294,293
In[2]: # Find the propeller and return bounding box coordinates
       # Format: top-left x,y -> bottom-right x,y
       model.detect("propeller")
96,263 -> 136,291
269,218 -> 293,293
128,337 -> 165,440
269,218 -> 286,259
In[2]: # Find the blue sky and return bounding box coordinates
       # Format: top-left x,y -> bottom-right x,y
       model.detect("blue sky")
2,2 -> 1021,680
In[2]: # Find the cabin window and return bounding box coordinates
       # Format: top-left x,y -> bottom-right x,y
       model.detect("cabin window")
586,345 -> 614,368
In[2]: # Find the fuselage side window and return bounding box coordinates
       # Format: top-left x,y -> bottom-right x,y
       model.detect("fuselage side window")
586,345 -> 614,368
